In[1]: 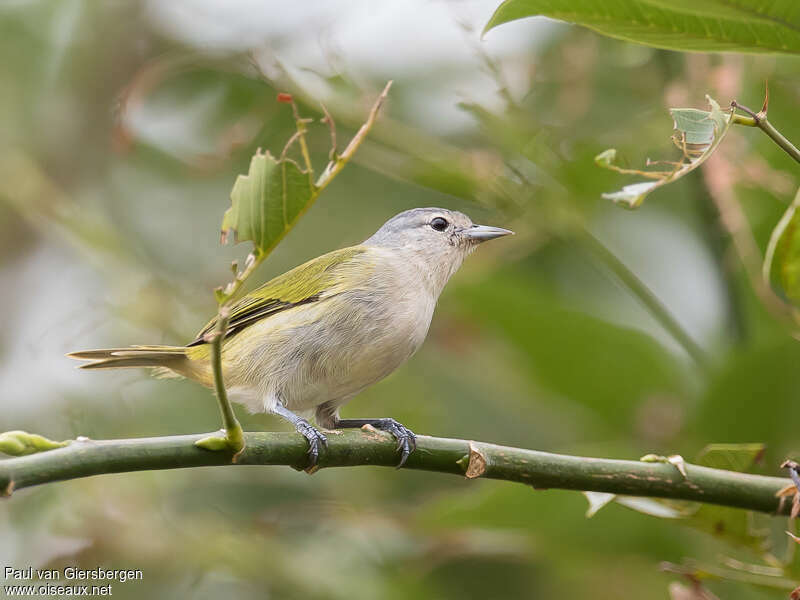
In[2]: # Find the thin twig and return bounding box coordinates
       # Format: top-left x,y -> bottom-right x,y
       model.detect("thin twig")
320,103 -> 338,161
579,229 -> 710,368
316,81 -> 392,189
731,100 -> 800,165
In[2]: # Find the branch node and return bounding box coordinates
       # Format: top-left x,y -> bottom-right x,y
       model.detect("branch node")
359,423 -> 386,442
465,442 -> 488,479
731,100 -> 761,124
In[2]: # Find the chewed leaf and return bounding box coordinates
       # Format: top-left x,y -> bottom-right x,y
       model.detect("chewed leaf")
597,95 -> 732,209
695,443 -> 766,472
221,150 -> 316,255
764,186 -> 800,307
670,108 -> 716,147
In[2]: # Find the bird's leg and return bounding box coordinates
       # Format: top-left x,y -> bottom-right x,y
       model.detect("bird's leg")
333,417 -> 416,467
271,402 -> 327,468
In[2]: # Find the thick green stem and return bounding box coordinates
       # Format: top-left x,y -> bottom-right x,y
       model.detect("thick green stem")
579,229 -> 710,368
0,430 -> 791,515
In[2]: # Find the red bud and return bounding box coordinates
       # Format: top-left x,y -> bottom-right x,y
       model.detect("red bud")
277,93 -> 293,104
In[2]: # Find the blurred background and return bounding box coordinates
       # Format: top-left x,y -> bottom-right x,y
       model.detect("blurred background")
2,1 -> 800,598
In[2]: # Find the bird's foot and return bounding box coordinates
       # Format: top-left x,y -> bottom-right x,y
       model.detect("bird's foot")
369,418 -> 416,468
295,420 -> 328,468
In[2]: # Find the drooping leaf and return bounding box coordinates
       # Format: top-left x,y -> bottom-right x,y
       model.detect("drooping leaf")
597,96 -> 731,208
221,150 -> 316,255
484,0 -> 800,55
764,186 -> 800,307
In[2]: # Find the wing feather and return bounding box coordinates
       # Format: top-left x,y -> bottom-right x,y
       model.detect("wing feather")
187,245 -> 369,346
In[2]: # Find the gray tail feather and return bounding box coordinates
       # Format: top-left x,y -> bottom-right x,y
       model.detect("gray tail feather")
67,345 -> 187,371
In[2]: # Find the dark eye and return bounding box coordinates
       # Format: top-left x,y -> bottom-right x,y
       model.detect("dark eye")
430,217 -> 449,232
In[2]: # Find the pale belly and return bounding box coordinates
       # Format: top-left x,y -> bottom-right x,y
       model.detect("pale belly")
220,290 -> 435,414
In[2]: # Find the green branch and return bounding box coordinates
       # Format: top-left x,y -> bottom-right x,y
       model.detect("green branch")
0,430 -> 792,515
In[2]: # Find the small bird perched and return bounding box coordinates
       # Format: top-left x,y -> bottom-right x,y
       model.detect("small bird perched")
69,208 -> 512,466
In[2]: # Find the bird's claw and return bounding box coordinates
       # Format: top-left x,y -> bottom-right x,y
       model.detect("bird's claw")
295,420 -> 327,468
374,418 -> 416,468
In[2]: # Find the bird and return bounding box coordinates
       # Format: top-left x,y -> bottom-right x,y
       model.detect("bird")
68,208 -> 513,467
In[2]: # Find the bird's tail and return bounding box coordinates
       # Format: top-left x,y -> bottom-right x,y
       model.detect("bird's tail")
67,345 -> 189,378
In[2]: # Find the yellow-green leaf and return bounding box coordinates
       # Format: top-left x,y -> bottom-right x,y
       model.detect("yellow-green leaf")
221,150 -> 316,255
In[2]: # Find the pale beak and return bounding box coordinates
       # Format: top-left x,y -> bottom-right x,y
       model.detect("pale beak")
462,224 -> 514,242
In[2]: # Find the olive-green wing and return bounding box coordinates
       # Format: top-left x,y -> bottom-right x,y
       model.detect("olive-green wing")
188,246 -> 369,346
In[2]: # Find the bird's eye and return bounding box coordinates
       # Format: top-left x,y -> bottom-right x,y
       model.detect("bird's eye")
430,217 -> 449,232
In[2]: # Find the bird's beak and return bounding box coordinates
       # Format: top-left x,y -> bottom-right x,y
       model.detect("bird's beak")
461,224 -> 514,242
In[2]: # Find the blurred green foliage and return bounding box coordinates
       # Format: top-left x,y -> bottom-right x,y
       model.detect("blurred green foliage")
1,1 -> 800,599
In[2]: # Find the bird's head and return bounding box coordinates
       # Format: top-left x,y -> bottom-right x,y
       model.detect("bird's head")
364,207 -> 513,292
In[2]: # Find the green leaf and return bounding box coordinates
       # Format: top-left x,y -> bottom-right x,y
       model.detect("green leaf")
685,443 -> 770,552
764,186 -> 800,307
484,0 -> 800,55
597,95 -> 731,208
695,443 -> 766,472
221,150 -> 316,256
